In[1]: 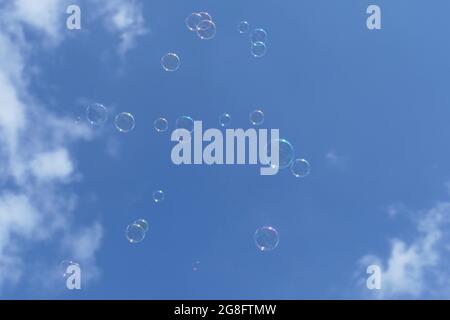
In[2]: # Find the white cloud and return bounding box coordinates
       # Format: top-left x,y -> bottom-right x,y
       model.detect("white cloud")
10,0 -> 68,42
30,149 -> 74,182
359,202 -> 450,299
0,0 -> 104,295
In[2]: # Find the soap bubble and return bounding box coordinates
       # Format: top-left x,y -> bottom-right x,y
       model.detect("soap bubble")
238,21 -> 250,34
254,226 -> 279,252
251,41 -> 267,58
126,223 -> 146,244
161,53 -> 180,72
153,190 -> 165,203
154,118 -> 169,132
219,113 -> 231,127
176,116 -> 195,132
197,20 -> 216,40
114,112 -> 135,133
250,28 -> 267,44
185,13 -> 203,31
86,103 -> 108,126
291,159 -> 311,178
249,109 -> 265,126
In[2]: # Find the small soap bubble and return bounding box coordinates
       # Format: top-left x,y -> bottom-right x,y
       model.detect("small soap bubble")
153,190 -> 165,203
176,116 -> 195,132
154,118 -> 169,132
251,41 -> 267,58
114,112 -> 135,133
238,21 -> 250,34
249,109 -> 265,126
161,53 -> 180,72
254,226 -> 279,252
291,159 -> 311,178
197,20 -> 216,40
126,223 -> 146,244
86,103 -> 108,126
185,13 -> 203,31
219,113 -> 231,127
250,28 -> 267,44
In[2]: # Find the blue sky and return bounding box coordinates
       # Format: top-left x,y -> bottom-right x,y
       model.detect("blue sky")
2,0 -> 450,299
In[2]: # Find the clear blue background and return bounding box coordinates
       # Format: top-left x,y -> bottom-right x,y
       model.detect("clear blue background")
8,0 -> 450,299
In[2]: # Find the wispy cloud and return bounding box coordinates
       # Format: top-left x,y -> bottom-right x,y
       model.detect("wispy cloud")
94,0 -> 148,55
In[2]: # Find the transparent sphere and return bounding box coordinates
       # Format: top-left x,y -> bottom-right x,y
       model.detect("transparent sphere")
291,159 -> 311,178
86,103 -> 108,126
161,53 -> 180,72
114,112 -> 135,133
176,116 -> 194,132
154,117 -> 169,133
185,13 -> 203,31
153,190 -> 165,203
250,28 -> 267,44
251,41 -> 267,58
219,113 -> 231,127
254,226 -> 279,252
126,223 -> 146,244
238,21 -> 250,34
134,219 -> 149,233
249,109 -> 265,126
197,20 -> 216,40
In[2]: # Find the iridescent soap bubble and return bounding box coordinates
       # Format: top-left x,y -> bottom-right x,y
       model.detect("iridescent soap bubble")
197,20 -> 216,40
219,113 -> 231,127
251,41 -> 267,58
161,53 -> 180,72
250,28 -> 267,44
134,219 -> 149,233
154,117 -> 169,132
153,190 -> 165,203
176,116 -> 195,132
60,260 -> 80,278
114,112 -> 135,133
291,159 -> 311,178
238,21 -> 250,34
185,13 -> 203,31
126,223 -> 146,244
86,103 -> 108,126
254,226 -> 279,252
249,109 -> 264,126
